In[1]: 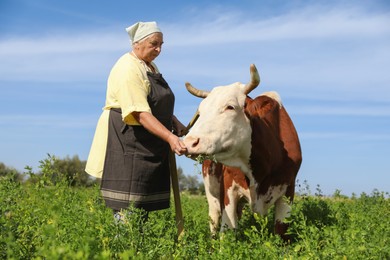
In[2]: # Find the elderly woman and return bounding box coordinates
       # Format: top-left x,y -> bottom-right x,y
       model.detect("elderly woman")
86,21 -> 187,218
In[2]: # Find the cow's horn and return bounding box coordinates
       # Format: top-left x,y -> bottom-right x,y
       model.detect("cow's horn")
243,64 -> 260,95
185,82 -> 209,98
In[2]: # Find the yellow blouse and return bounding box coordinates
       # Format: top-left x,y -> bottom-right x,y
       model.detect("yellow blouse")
85,53 -> 159,178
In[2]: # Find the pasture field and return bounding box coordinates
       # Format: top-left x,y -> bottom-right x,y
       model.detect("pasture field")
1,159 -> 389,259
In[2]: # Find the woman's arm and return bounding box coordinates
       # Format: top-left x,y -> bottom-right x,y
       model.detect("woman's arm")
132,111 -> 187,155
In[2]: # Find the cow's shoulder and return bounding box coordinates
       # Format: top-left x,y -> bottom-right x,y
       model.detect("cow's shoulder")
245,94 -> 283,135
245,92 -> 282,119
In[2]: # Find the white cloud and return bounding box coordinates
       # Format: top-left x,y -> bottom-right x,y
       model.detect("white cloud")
288,102 -> 390,117
0,114 -> 96,129
0,4 -> 389,100
164,6 -> 390,46
0,32 -> 126,55
301,131 -> 390,141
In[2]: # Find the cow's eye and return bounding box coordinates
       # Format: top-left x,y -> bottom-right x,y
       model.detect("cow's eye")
226,105 -> 235,110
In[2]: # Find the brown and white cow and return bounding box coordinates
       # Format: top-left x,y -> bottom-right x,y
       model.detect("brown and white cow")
183,64 -> 302,240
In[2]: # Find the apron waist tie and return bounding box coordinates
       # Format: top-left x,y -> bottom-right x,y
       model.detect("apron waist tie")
110,108 -> 128,133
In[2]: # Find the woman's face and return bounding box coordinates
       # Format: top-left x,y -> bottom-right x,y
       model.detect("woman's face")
134,32 -> 164,63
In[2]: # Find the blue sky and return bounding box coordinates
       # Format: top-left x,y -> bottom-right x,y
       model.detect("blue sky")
1,0 -> 389,196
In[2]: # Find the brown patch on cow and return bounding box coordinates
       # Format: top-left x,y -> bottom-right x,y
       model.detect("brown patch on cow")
275,220 -> 291,242
202,160 -> 222,179
222,165 -> 249,207
203,160 -> 250,212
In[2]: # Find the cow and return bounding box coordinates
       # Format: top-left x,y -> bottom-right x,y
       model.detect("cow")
183,64 -> 302,240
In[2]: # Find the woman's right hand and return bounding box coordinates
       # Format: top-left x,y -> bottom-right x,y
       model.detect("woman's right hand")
167,133 -> 187,156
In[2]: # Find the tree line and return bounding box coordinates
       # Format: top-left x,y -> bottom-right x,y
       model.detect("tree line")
0,155 -> 204,194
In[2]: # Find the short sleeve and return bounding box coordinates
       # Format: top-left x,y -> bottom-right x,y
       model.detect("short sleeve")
105,54 -> 152,125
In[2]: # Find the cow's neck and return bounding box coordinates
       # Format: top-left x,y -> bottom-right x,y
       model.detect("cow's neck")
216,135 -> 252,176
245,96 -> 284,190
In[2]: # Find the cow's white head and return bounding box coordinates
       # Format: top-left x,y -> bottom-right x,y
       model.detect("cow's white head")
183,64 -> 260,172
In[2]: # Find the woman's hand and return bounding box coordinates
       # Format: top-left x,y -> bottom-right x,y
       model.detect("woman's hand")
167,133 -> 187,155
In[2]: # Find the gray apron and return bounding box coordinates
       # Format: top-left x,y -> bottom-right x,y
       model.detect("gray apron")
101,72 -> 175,211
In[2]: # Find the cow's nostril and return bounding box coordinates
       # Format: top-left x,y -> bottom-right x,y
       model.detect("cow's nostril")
192,137 -> 200,148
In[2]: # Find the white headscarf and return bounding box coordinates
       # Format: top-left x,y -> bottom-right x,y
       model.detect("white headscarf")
126,21 -> 162,43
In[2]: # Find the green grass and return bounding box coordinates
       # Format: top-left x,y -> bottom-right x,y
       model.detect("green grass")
1,158 -> 389,259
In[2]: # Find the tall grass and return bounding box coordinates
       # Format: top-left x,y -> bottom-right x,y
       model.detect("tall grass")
1,156 -> 389,259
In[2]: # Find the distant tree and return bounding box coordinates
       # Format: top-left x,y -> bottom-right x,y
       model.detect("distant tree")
177,166 -> 186,191
176,166 -> 204,193
198,182 -> 205,195
0,162 -> 23,182
184,175 -> 200,194
51,155 -> 96,186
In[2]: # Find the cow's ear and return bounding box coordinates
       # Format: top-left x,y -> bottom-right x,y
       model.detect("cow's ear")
244,96 -> 253,109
